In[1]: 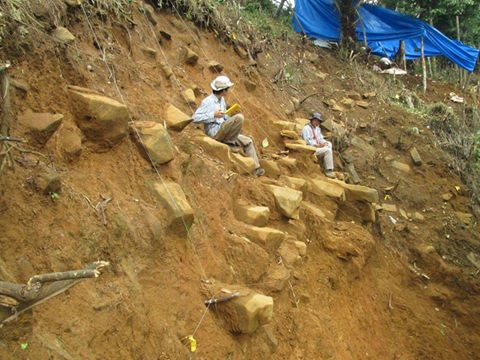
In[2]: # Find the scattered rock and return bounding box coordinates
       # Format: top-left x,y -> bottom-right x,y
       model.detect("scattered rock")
410,147 -> 423,166
309,179 -> 346,200
259,159 -> 281,178
340,98 -> 355,109
52,27 -> 75,44
244,79 -> 257,92
382,203 -> 397,212
278,239 -> 302,267
399,208 -> 409,219
10,78 -> 29,94
64,0 -> 82,7
160,62 -> 174,79
182,47 -> 199,65
273,120 -> 296,131
207,60 -> 224,72
59,128 -> 82,161
277,157 -> 297,168
130,121 -> 174,165
292,97 -> 300,110
233,44 -> 249,59
142,47 -> 157,59
351,136 -> 376,158
226,236 -> 269,283
391,160 -> 411,173
234,205 -> 270,227
143,208 -> 162,242
284,142 -> 316,153
345,163 -> 361,184
213,288 -> 273,334
182,89 -> 196,106
356,101 -> 369,109
280,129 -> 299,140
456,212 -> 473,226
413,212 -> 425,222
266,185 -> 303,219
231,152 -> 256,174
363,92 -> 376,99
18,110 -> 63,145
279,175 -> 307,195
301,201 -> 327,220
151,181 -> 194,233
242,225 -> 286,252
327,179 -> 379,203
294,241 -> 307,256
346,91 -> 361,100
165,104 -> 192,131
264,264 -> 290,292
198,136 -> 232,164
442,193 -> 453,201
33,166 -> 61,195
68,87 -> 128,148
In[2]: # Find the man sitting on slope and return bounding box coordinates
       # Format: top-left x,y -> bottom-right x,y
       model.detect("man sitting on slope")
302,112 -> 335,179
192,75 -> 265,177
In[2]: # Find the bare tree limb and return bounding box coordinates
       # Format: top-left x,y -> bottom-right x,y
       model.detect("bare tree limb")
0,261 -> 109,325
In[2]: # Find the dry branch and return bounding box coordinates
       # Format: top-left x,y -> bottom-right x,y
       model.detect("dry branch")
0,261 -> 109,325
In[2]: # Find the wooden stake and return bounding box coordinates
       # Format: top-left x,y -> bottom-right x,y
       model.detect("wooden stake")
421,37 -> 427,93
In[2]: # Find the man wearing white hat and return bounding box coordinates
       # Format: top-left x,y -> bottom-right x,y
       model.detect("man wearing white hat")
302,112 -> 335,179
193,75 -> 265,176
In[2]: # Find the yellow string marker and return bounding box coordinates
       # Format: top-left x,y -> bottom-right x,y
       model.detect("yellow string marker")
182,335 -> 197,353
384,194 -> 391,200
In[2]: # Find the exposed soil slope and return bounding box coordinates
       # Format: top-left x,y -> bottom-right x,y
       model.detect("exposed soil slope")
1,3 -> 480,360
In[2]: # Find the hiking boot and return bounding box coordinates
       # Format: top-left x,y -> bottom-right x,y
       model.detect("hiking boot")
255,167 -> 266,177
325,170 -> 335,179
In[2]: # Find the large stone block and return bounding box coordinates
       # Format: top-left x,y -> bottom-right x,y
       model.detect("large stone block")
284,142 -> 317,153
234,205 -> 270,227
232,152 -> 255,174
18,110 -> 63,145
165,104 -> 192,131
327,179 -> 378,203
69,87 -> 128,148
264,264 -> 290,292
259,159 -> 281,179
216,290 -> 274,334
278,239 -> 302,267
242,225 -> 286,253
198,136 -> 232,164
151,181 -> 194,234
130,121 -> 174,165
279,175 -> 308,195
309,179 -> 346,200
266,185 -> 303,220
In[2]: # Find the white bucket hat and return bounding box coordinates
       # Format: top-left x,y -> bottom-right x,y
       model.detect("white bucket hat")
210,75 -> 234,91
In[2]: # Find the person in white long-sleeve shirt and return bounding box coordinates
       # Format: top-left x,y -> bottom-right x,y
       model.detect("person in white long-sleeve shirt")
192,75 -> 265,176
302,112 -> 335,179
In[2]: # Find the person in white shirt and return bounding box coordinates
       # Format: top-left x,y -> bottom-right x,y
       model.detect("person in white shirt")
192,75 -> 265,177
302,112 -> 335,178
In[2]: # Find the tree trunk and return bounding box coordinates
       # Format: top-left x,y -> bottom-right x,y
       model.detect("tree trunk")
0,66 -> 11,136
275,0 -> 287,18
421,37 -> 427,93
336,0 -> 357,50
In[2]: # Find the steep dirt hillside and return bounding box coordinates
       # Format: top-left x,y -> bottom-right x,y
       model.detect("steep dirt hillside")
1,2 -> 480,359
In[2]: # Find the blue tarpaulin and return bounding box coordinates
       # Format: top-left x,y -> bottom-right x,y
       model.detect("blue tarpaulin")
292,0 -> 479,72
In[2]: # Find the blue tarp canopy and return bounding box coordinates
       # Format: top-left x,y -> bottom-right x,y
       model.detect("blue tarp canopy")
292,0 -> 479,72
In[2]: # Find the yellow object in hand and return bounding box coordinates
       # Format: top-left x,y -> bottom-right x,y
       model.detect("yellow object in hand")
225,103 -> 241,116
